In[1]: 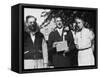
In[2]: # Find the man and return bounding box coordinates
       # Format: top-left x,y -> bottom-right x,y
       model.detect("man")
74,17 -> 95,66
70,22 -> 79,66
24,15 -> 48,69
48,16 -> 76,67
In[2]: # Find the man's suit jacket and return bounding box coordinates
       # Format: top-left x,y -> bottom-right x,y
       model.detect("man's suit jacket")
24,31 -> 44,59
48,28 -> 77,67
48,28 -> 76,55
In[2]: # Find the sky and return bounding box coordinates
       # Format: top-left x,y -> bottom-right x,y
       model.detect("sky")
24,8 -> 50,26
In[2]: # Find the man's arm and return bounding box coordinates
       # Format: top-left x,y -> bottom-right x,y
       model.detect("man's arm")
67,31 -> 76,52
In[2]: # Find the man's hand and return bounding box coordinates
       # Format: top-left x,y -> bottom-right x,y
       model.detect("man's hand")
64,47 -> 69,53
63,41 -> 69,53
53,42 -> 58,47
55,41 -> 69,52
24,51 -> 30,54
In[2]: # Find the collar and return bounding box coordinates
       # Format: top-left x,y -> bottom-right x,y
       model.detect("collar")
56,28 -> 63,36
30,32 -> 35,36
57,28 -> 63,32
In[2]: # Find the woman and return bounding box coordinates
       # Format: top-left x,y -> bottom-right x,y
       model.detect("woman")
74,17 -> 95,66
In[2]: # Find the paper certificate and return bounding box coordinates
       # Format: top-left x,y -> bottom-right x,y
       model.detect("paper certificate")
56,41 -> 68,52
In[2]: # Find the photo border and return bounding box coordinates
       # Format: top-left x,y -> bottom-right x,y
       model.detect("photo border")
20,3 -> 98,73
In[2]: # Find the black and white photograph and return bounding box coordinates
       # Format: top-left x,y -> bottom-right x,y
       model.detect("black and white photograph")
23,5 -> 97,70
1,0 -> 100,76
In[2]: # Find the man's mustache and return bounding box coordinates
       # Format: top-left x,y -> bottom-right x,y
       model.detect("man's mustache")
58,23 -> 62,25
28,25 -> 37,32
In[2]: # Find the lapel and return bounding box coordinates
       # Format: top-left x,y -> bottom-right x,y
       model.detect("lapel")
56,30 -> 62,37
26,33 -> 36,48
56,28 -> 64,37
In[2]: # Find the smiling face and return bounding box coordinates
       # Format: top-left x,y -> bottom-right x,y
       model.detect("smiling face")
27,17 -> 37,32
28,17 -> 36,26
55,17 -> 63,29
75,18 -> 84,30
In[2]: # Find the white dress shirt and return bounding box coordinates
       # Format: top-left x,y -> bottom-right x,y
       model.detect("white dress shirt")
57,28 -> 63,36
30,33 -> 35,44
